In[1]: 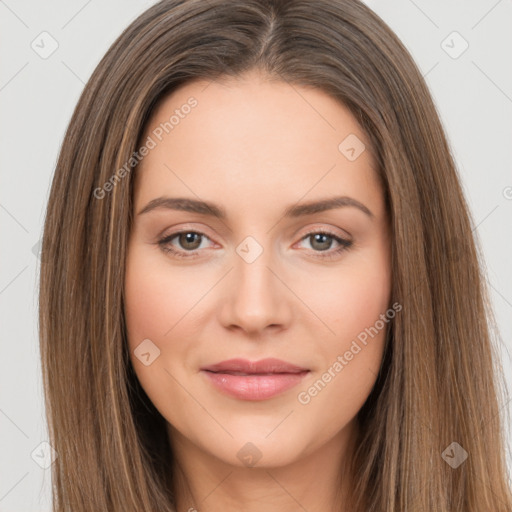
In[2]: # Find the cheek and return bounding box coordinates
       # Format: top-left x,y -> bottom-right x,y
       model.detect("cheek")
330,266 -> 390,340
292,245 -> 391,423
296,246 -> 391,343
124,247 -> 204,346
123,246 -> 198,400
124,246 -> 210,430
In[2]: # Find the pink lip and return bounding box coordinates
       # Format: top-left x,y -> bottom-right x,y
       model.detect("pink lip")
200,358 -> 310,401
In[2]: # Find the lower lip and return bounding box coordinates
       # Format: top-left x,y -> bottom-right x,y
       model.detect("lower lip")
201,370 -> 309,400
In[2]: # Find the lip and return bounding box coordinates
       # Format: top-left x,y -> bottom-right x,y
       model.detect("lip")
200,358 -> 310,401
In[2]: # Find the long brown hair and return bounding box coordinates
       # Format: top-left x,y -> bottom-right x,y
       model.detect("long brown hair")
39,0 -> 512,510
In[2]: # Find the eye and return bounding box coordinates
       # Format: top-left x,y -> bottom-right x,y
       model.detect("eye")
157,230 -> 214,259
295,230 -> 353,259
156,228 -> 353,260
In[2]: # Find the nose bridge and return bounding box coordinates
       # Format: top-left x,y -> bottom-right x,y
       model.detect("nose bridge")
219,234 -> 292,333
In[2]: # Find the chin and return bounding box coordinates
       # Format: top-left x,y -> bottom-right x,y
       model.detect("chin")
208,436 -> 307,469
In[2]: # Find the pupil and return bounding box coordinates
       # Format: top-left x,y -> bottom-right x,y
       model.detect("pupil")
181,232 -> 200,249
312,233 -> 331,251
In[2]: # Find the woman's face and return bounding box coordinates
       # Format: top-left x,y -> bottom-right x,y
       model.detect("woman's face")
124,70 -> 392,469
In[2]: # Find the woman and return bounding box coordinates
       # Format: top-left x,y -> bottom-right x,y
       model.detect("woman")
39,0 -> 512,510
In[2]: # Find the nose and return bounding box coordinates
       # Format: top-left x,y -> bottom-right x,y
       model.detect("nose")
218,243 -> 293,336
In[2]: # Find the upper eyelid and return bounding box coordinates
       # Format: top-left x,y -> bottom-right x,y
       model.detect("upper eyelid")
159,227 -> 217,246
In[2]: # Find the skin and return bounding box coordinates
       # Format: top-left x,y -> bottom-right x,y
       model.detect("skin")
124,69 -> 391,512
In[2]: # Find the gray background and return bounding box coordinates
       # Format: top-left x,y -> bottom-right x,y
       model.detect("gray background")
1,0 -> 511,510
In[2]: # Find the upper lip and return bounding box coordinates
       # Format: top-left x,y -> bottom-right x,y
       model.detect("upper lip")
200,358 -> 309,374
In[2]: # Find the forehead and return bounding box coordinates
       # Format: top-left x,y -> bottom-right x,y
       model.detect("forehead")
134,71 -> 383,219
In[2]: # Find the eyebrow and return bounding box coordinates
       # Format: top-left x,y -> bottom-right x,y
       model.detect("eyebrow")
137,195 -> 374,219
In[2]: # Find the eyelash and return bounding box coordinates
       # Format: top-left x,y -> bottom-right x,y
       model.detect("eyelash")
156,229 -> 353,261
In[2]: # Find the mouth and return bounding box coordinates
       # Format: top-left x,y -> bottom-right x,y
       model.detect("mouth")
200,358 -> 310,401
